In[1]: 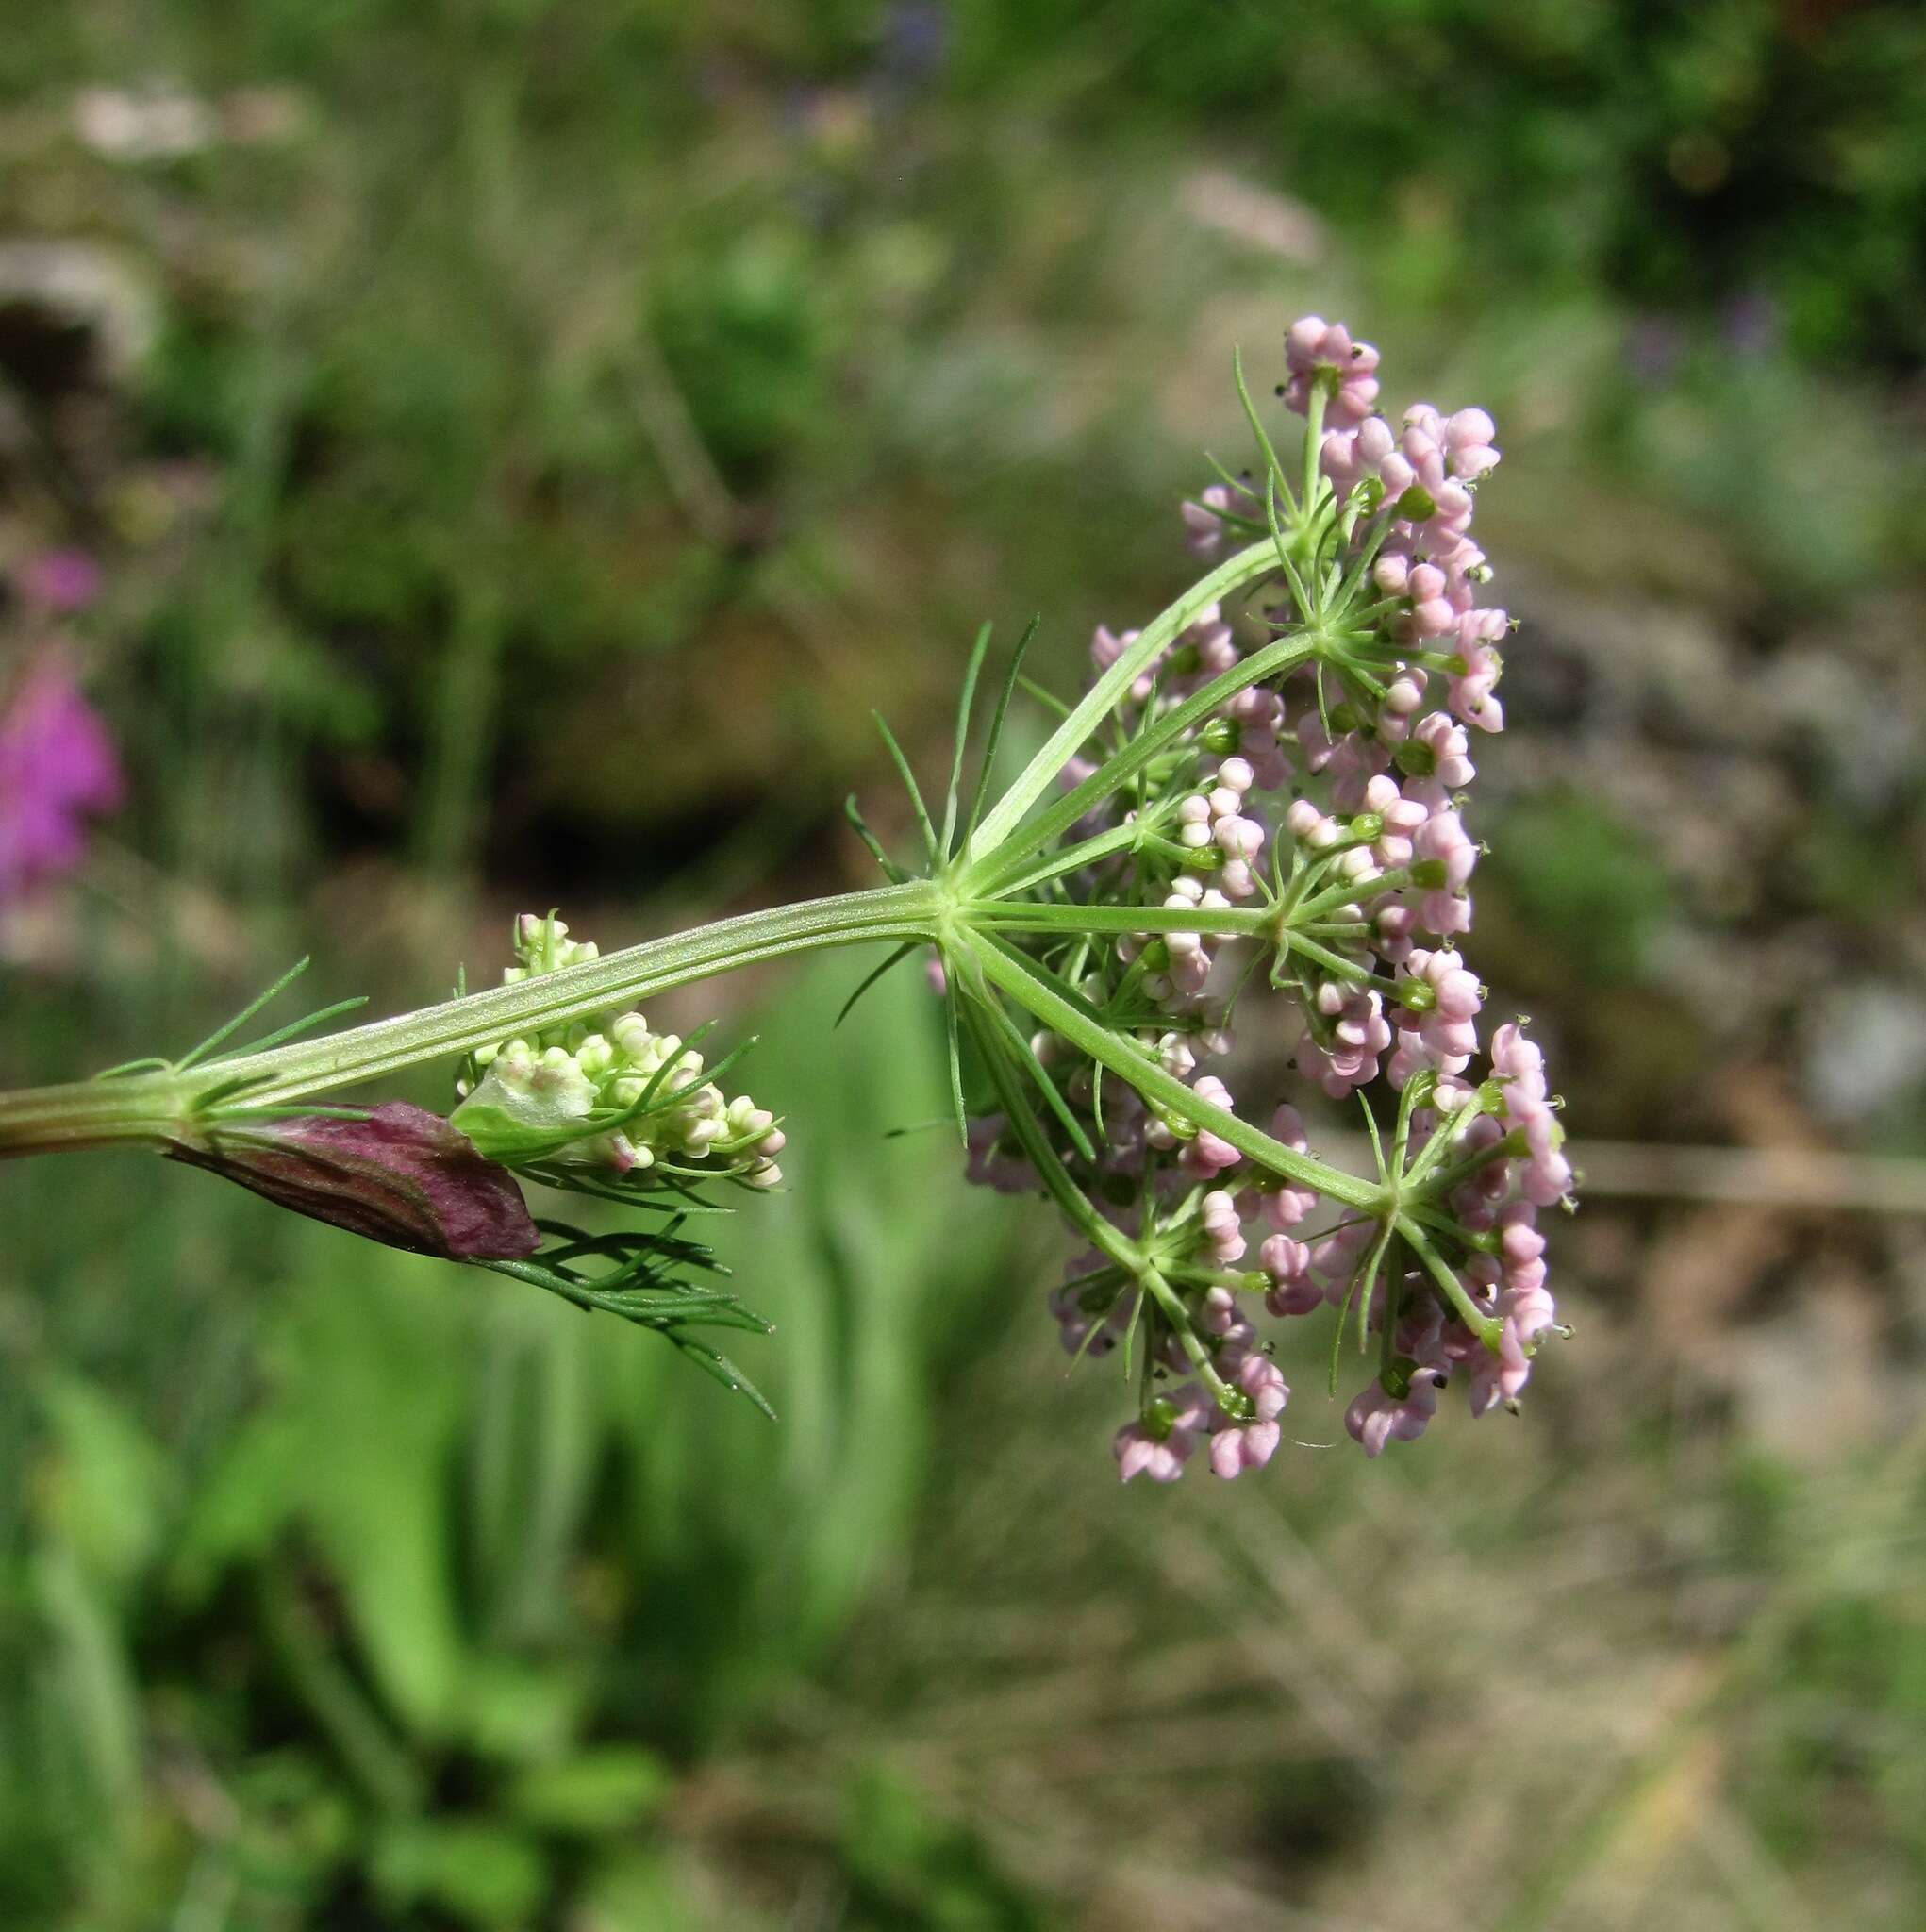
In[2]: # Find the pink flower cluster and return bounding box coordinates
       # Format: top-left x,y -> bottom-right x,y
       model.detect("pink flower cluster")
1284,315 -> 1379,424
966,316 -> 1571,1482
1114,1345 -> 1290,1484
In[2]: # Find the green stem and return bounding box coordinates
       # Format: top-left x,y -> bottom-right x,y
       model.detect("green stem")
1294,866 -> 1409,923
955,982 -> 1132,1268
968,540 -> 1285,859
1401,1219 -> 1503,1348
965,901 -> 1274,939
1142,1266 -> 1240,1413
1419,1124 -> 1518,1198
962,927 -> 1381,1212
0,882 -> 943,1155
969,629 -> 1319,894
1285,930 -> 1378,985
989,818 -> 1145,900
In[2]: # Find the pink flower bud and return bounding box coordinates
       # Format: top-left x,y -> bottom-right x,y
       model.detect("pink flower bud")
167,1103 -> 540,1260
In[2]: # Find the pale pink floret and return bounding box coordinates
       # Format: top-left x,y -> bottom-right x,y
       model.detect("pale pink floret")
1450,608 -> 1509,734
1293,988 -> 1392,1098
1413,810 -> 1477,889
1198,1188 -> 1247,1265
1345,1368 -> 1447,1456
1491,1022 -> 1548,1098
1256,1102 -> 1320,1228
1406,711 -> 1476,802
1490,1022 -> 1573,1204
1178,1074 -> 1243,1178
1260,1234 -> 1320,1315
1386,1030 -> 1471,1095
1209,1353 -> 1289,1478
1198,1285 -> 1257,1356
1467,1284 -> 1558,1416
1115,1383 -> 1212,1483
1411,810 -> 1477,934
1498,1201 -> 1548,1291
1283,316 -> 1382,425
1181,478 -> 1260,558
1443,407 -> 1500,479
1320,428 -> 1363,498
1397,945 -> 1484,1060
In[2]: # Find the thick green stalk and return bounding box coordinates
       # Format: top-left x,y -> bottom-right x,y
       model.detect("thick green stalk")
0,882 -> 943,1156
963,902 -> 1276,939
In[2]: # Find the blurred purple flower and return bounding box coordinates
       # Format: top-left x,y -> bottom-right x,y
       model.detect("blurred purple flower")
1721,290 -> 1781,357
0,657 -> 124,907
17,549 -> 103,614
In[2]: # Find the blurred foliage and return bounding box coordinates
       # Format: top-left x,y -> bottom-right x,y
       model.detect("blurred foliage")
965,0 -> 1926,370
2,958 -> 1044,1927
1486,791 -> 1674,989
2,0 -> 1920,894
2,0 -> 1924,1926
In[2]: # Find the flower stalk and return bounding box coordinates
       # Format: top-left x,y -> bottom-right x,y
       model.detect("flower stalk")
0,881 -> 944,1155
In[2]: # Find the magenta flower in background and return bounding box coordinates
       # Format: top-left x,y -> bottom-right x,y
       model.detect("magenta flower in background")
16,549 -> 104,615
0,656 -> 125,908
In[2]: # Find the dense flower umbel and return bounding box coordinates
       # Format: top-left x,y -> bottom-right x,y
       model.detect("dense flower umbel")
452,915 -> 786,1189
960,317 -> 1573,1480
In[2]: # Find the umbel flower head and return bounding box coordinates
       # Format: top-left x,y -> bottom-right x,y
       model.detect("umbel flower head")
930,315 -> 1575,1481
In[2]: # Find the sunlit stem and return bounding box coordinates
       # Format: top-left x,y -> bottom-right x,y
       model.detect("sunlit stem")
1401,1219 -> 1503,1349
962,927 -> 1381,1212
964,902 -> 1274,940
0,881 -> 945,1153
969,627 -> 1320,894
969,539 -> 1285,859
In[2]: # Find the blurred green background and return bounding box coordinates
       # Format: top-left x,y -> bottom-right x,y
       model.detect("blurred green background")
3,2 -> 1925,1926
